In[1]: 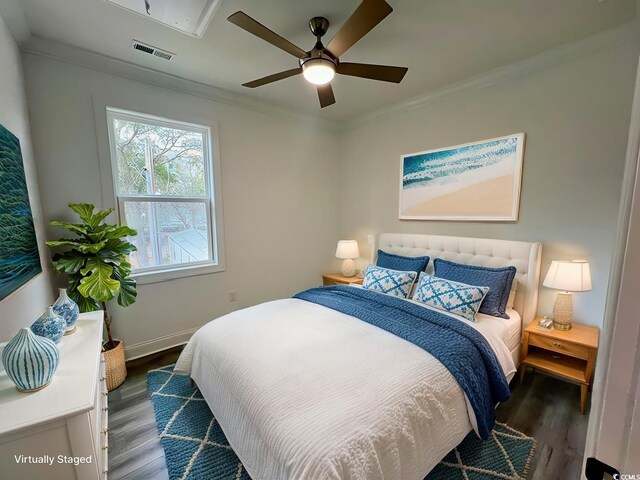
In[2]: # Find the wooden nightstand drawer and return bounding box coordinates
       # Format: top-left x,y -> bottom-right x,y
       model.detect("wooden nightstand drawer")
322,273 -> 364,286
529,333 -> 590,360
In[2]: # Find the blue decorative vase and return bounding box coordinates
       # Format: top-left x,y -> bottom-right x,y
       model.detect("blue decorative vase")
31,306 -> 66,345
53,288 -> 79,335
2,328 -> 60,392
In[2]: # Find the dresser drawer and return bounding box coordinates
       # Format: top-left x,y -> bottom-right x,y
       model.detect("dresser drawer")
97,355 -> 109,479
529,333 -> 590,360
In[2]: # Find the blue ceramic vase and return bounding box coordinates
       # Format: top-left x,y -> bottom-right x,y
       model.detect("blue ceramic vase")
53,288 -> 79,335
2,328 -> 60,392
31,306 -> 66,345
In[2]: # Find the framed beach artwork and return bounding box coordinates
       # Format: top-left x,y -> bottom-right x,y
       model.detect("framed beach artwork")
0,123 -> 42,300
399,133 -> 525,221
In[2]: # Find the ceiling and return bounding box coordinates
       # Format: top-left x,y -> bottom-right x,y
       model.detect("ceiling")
5,0 -> 638,122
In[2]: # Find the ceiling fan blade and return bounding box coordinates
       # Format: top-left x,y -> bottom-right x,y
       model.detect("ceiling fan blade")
317,84 -> 336,108
242,68 -> 302,88
228,12 -> 308,59
326,0 -> 393,59
336,62 -> 408,83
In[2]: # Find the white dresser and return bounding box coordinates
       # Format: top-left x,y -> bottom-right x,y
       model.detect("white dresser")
0,312 -> 108,479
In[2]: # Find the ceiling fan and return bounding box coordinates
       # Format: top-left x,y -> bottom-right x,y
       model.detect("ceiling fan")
227,0 -> 408,108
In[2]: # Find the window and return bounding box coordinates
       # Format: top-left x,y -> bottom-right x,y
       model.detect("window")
106,107 -> 221,280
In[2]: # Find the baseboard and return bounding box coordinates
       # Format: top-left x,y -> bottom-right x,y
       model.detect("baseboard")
124,328 -> 198,360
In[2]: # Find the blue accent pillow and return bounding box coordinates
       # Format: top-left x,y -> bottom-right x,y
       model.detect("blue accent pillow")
376,250 -> 430,275
413,273 -> 489,322
362,265 -> 417,299
433,258 -> 516,319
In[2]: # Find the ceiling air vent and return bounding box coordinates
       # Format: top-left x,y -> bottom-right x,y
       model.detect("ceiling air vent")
131,40 -> 176,61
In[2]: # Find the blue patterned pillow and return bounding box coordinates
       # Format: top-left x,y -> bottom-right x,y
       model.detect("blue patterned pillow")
413,273 -> 489,322
362,265 -> 417,299
376,250 -> 430,275
433,259 -> 516,319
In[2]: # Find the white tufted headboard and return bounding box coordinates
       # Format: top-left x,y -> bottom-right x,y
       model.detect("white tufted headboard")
377,233 -> 542,328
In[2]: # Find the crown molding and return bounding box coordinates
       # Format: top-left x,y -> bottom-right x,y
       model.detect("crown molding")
345,19 -> 640,130
16,18 -> 640,132
20,36 -> 339,132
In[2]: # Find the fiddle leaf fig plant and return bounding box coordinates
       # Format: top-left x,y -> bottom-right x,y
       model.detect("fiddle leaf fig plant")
46,203 -> 137,350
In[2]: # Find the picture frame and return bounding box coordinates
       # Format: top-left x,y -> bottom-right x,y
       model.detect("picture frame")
399,133 -> 525,222
0,123 -> 42,300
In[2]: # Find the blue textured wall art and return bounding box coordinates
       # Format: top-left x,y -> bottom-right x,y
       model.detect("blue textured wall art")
0,123 -> 41,300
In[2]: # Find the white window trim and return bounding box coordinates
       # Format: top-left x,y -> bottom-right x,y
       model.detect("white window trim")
104,106 -> 224,284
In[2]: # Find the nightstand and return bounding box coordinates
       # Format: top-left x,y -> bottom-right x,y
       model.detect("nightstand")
322,273 -> 364,286
520,318 -> 599,414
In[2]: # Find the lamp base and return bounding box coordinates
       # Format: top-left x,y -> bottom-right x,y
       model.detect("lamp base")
341,258 -> 356,277
552,291 -> 573,330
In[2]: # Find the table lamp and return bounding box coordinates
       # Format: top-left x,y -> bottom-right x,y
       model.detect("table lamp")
543,260 -> 592,330
335,240 -> 359,277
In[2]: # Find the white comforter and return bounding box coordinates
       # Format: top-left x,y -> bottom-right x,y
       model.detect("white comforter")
175,297 -> 516,480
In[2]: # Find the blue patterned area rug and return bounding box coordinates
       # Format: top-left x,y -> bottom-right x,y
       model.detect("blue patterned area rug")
148,365 -> 536,480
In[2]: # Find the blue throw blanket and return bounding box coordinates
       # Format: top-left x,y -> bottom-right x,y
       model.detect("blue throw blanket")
293,286 -> 511,439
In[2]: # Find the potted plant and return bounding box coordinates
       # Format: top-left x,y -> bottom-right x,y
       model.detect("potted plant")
46,203 -> 137,390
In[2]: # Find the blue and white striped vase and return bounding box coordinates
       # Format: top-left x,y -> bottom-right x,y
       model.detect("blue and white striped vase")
53,288 -> 79,335
31,306 -> 66,345
2,328 -> 60,392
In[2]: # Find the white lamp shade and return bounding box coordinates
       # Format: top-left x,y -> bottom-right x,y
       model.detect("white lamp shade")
543,260 -> 592,292
335,240 -> 359,259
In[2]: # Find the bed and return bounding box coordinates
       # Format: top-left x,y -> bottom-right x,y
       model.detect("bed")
175,233 -> 542,480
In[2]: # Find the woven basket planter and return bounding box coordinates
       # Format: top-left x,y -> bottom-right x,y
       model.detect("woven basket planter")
103,340 -> 127,391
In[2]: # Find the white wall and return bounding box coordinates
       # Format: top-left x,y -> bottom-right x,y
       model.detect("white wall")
337,42 -> 640,327
584,54 -> 640,474
23,54 -> 340,357
17,28 -> 639,354
0,13 -> 54,341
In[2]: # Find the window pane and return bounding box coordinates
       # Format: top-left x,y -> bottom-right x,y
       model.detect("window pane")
123,201 -> 210,269
112,118 -> 206,196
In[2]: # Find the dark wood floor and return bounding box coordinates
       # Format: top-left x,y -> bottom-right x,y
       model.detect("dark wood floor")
496,372 -> 589,479
108,347 -> 183,480
109,347 -> 588,480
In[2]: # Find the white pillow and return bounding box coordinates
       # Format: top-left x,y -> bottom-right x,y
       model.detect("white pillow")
506,278 -> 518,309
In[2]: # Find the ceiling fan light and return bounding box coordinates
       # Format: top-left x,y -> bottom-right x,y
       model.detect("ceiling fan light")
302,58 -> 335,85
